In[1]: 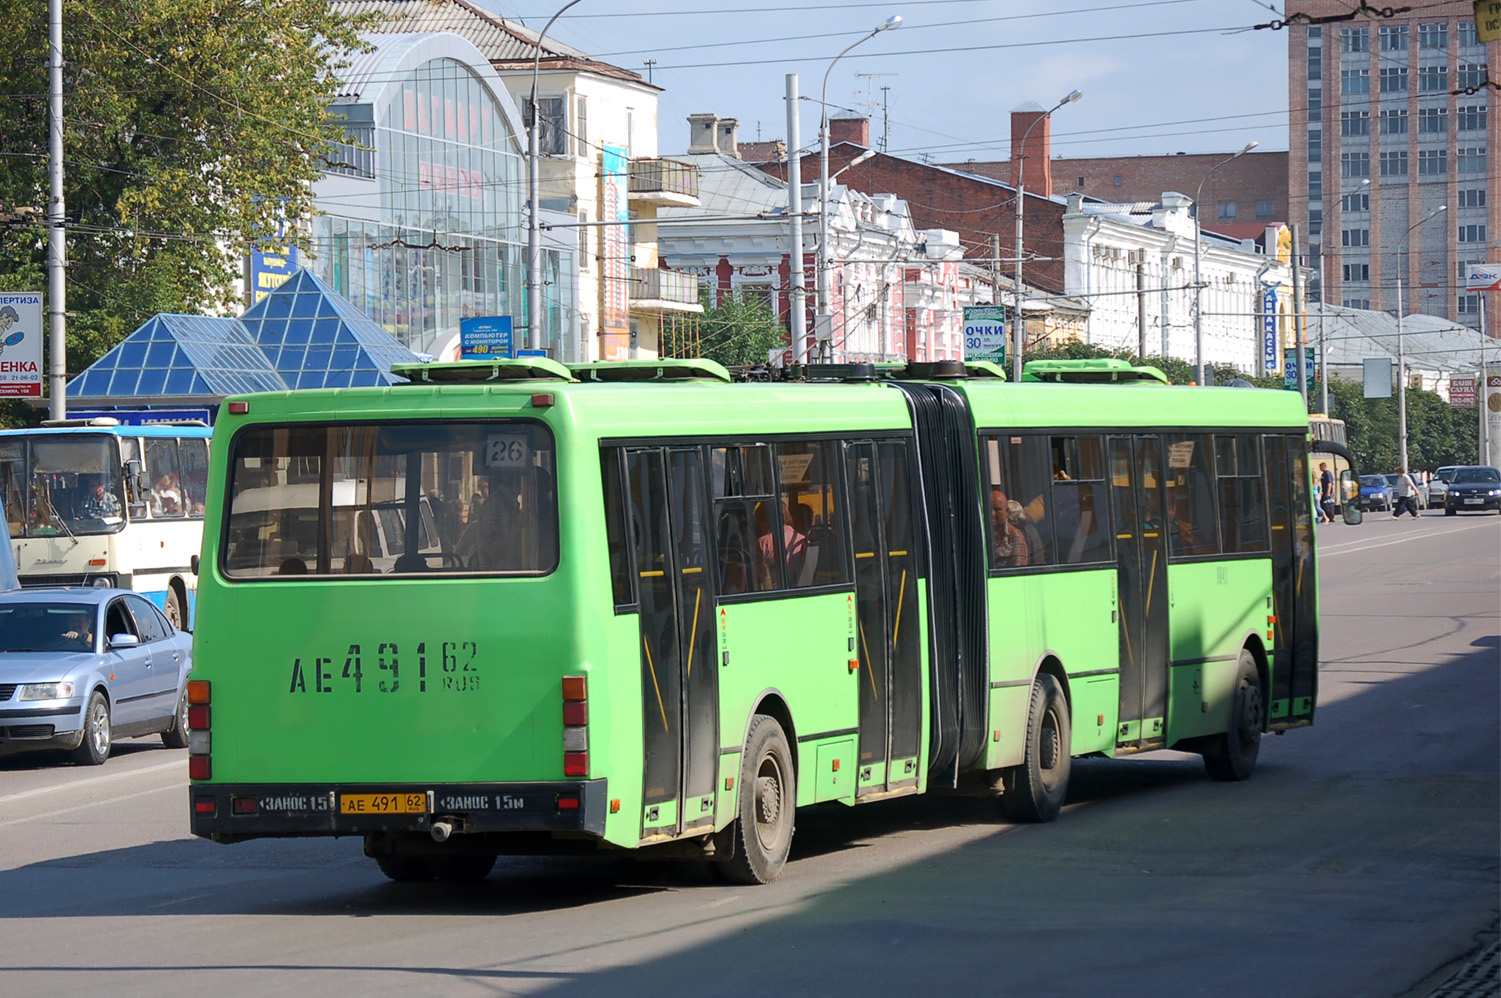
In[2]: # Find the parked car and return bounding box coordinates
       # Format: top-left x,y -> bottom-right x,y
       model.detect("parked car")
1429,465 -> 1461,505
1359,474 -> 1394,511
0,588 -> 191,764
1443,466 -> 1501,516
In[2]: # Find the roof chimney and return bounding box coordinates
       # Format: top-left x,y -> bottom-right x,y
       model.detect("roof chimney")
829,114 -> 871,148
717,118 -> 741,160
687,113 -> 720,155
1009,102 -> 1052,197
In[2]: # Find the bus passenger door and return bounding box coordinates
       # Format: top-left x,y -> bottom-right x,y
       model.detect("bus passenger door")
1109,435 -> 1170,748
1264,435 -> 1317,725
626,448 -> 717,841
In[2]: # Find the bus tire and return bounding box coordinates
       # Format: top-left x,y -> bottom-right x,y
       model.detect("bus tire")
374,854 -> 435,883
161,689 -> 190,749
1002,673 -> 1070,823
430,853 -> 497,883
70,691 -> 112,766
164,585 -> 187,631
1203,650 -> 1263,782
716,715 -> 795,885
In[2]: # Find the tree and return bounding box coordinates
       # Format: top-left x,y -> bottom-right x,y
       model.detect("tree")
695,288 -> 788,369
0,0 -> 366,421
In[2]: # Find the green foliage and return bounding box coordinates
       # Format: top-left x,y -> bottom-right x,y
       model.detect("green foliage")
0,0 -> 366,392
696,288 -> 789,368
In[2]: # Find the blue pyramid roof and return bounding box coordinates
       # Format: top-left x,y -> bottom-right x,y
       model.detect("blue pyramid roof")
67,269 -> 418,403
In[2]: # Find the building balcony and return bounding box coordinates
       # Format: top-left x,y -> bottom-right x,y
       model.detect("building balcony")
629,159 -> 701,208
630,267 -> 703,314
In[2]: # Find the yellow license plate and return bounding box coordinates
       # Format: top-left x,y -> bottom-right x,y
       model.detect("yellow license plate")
339,792 -> 427,815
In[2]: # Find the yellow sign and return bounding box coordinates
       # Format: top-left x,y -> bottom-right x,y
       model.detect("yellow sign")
1275,225 -> 1292,264
1479,1 -> 1501,43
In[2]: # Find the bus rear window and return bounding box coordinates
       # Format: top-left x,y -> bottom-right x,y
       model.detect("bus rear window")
222,421 -> 557,578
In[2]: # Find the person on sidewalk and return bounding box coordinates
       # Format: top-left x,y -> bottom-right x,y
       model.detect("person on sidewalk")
1317,462 -> 1336,524
1393,467 -> 1422,519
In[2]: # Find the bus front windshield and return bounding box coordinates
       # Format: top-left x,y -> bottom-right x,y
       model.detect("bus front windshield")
0,434 -> 126,538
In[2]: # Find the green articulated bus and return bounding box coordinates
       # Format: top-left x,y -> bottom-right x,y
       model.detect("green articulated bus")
186,357 -> 1319,884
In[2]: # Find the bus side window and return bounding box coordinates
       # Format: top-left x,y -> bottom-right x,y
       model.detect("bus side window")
1216,435 -> 1268,554
601,449 -> 635,608
992,434 -> 1052,566
179,438 -> 209,517
1050,435 -> 1111,565
773,440 -> 849,589
1166,434 -> 1221,557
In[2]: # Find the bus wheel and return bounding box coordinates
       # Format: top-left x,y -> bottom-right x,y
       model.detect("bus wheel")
717,715 -> 796,885
1002,674 -> 1070,823
430,853 -> 496,883
374,854 -> 435,883
1203,651 -> 1263,782
164,586 -> 186,631
70,691 -> 112,766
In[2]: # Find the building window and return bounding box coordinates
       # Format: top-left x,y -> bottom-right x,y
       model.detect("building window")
625,108 -> 634,159
1341,228 -> 1370,248
1308,208 -> 1323,233
523,95 -> 568,156
1459,294 -> 1480,314
1257,200 -> 1275,219
1340,152 -> 1370,178
1340,27 -> 1369,52
1417,148 -> 1447,175
1077,176 -> 1085,188
1113,175 -> 1122,187
1218,201 -> 1237,220
1309,52 -> 1324,80
1340,68 -> 1368,93
1418,106 -> 1448,134
1341,192 -> 1370,212
1379,150 -> 1409,176
1457,105 -> 1487,132
1458,21 -> 1479,47
578,210 -> 590,269
1308,26 -> 1321,41
1457,147 -> 1487,173
1457,188 -> 1487,209
1340,110 -> 1370,136
1457,63 -> 1487,90
1458,224 -> 1487,244
1378,67 -> 1408,92
1343,298 -> 1370,309
1380,108 -> 1409,134
1308,91 -> 1322,115
1308,172 -> 1323,200
1418,23 -> 1447,50
1343,264 -> 1369,282
575,96 -> 588,156
1418,65 -> 1448,92
1380,25 -> 1409,50
1308,130 -> 1323,159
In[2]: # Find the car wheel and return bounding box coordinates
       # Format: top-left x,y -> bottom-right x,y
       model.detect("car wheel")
161,689 -> 190,749
1445,506 -> 1457,516
70,691 -> 112,766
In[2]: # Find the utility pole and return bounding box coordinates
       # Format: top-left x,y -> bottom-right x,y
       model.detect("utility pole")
992,233 -> 1001,307
1290,223 -> 1306,407
47,0 -> 66,420
1136,257 -> 1148,360
527,1 -> 583,355
880,85 -> 892,153
786,73 -> 808,365
642,59 -> 656,84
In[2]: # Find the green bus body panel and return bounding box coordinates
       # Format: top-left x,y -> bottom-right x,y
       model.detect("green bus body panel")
1164,559 -> 1272,744
985,570 -> 1118,769
961,381 -> 1312,434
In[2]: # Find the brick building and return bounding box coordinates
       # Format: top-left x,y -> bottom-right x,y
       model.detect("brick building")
1286,0 -> 1499,331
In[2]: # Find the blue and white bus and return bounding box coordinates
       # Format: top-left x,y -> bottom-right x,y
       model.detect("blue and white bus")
0,419 -> 212,627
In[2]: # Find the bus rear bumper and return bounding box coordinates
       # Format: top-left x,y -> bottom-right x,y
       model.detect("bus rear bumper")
190,780 -> 608,842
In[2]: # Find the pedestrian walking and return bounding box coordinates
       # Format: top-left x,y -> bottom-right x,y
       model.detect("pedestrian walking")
1393,467 -> 1421,519
1317,462 -> 1336,524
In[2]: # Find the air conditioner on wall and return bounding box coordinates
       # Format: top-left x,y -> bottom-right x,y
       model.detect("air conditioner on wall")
1128,249 -> 1145,265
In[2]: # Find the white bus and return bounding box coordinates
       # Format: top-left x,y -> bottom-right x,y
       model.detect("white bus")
0,419 -> 212,627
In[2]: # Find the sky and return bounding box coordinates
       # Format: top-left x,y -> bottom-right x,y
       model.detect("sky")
487,0 -> 1292,163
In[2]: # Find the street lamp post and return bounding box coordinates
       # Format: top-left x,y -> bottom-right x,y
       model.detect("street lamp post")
817,15 -> 901,363
1319,177 -> 1370,415
1012,89 -> 1082,382
1192,140 -> 1257,386
526,0 -> 583,355
1396,204 -> 1446,475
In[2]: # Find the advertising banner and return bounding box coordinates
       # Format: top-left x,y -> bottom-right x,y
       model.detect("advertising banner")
599,144 -> 630,362
69,408 -> 214,425
1284,346 -> 1314,392
962,306 -> 1006,364
1464,263 -> 1500,292
1449,376 -> 1477,408
0,292 -> 42,398
1261,282 -> 1280,375
1364,357 -> 1393,398
1477,1 -> 1500,43
249,245 -> 300,304
459,316 -> 513,359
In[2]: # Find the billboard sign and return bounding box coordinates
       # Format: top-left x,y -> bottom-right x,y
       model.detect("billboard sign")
0,292 -> 42,398
1477,1 -> 1500,43
459,316 -> 513,359
68,408 -> 213,425
1449,376 -> 1477,408
1261,282 -> 1279,375
1464,263 -> 1500,292
1363,357 -> 1393,398
1284,346 -> 1314,392
599,144 -> 630,362
249,244 -> 300,304
962,306 -> 1006,364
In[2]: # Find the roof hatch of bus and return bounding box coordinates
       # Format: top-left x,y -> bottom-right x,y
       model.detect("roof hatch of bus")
40,417 -> 122,427
569,359 -> 731,383
1021,359 -> 1169,385
390,358 -> 573,384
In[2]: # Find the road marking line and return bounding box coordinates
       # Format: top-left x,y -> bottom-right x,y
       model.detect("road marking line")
1320,523 -> 1491,559
0,758 -> 183,807
0,782 -> 179,829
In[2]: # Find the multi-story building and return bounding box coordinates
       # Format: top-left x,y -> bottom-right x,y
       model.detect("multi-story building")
1287,1 -> 1499,331
328,0 -> 702,362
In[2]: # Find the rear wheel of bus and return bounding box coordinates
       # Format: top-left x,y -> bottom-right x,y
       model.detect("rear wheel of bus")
1203,650 -> 1263,782
164,585 -> 186,631
717,715 -> 795,885
1001,674 -> 1071,823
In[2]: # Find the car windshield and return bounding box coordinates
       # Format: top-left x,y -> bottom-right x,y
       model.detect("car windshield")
1359,476 -> 1385,487
1452,467 -> 1501,484
0,601 -> 97,653
1435,468 -> 1459,482
0,433 -> 126,538
1383,475 -> 1401,486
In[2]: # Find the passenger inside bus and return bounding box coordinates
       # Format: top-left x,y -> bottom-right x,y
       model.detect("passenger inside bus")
152,474 -> 183,517
343,552 -> 375,574
990,487 -> 1031,568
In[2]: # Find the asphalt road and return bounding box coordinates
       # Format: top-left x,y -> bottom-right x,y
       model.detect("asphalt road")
1,509 -> 1496,997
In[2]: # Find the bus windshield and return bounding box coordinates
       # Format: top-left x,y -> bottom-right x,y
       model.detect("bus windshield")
0,433 -> 126,538
222,421 -> 557,578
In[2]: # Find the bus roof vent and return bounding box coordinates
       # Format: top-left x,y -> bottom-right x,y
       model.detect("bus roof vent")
962,362 -> 1008,379
41,417 -> 121,427
569,359 -> 731,383
1021,358 -> 1169,385
390,358 -> 573,384
806,363 -> 877,382
899,360 -> 968,380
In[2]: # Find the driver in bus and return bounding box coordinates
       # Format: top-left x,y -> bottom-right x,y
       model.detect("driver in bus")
79,478 -> 121,519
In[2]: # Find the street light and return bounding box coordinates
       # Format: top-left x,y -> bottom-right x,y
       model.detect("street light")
1192,140 -> 1258,386
1396,203 -> 1446,475
817,15 -> 901,363
526,0 -> 583,354
1011,88 -> 1082,382
1319,177 -> 1369,416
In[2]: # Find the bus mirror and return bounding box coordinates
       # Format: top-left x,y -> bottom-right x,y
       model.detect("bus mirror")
190,554 -> 199,576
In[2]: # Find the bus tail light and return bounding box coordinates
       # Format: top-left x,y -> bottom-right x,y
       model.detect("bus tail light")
562,675 -> 588,778
187,680 -> 211,705
564,752 -> 588,777
188,680 -> 211,780
188,756 -> 212,780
